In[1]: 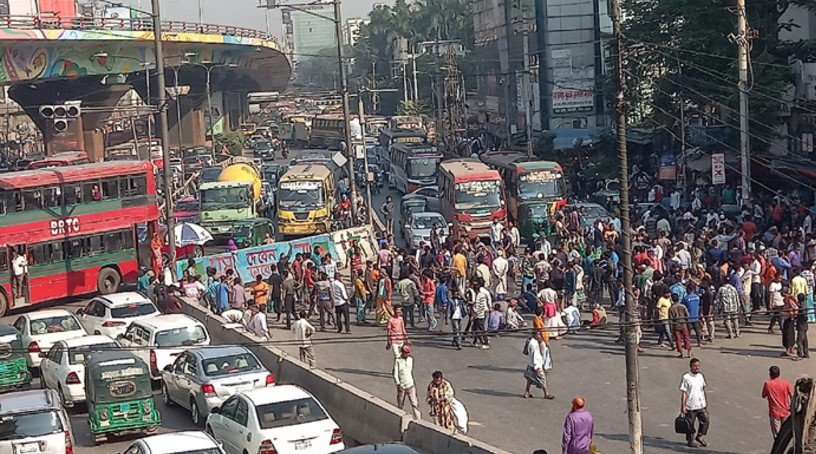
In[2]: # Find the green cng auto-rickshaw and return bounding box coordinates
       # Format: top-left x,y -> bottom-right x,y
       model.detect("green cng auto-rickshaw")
233,218 -> 275,248
84,351 -> 160,444
0,324 -> 31,391
518,201 -> 552,240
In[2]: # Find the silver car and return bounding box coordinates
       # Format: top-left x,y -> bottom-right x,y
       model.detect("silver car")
161,346 -> 275,426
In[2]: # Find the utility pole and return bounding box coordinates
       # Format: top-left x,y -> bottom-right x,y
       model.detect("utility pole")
677,55 -> 686,192
611,0 -> 642,449
151,0 -> 176,265
735,0 -> 752,202
333,0 -> 358,223
411,51 -> 419,102
516,13 -> 534,159
357,95 -> 372,224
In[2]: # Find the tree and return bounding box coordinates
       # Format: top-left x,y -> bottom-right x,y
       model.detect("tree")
621,0 -> 811,152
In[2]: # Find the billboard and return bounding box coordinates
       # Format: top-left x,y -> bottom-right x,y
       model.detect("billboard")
551,49 -> 594,115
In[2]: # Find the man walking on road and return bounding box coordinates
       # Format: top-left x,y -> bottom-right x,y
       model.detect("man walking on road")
680,358 -> 709,448
293,311 -> 316,368
331,273 -> 351,334
761,365 -> 792,439
394,345 -> 421,419
562,396 -> 594,454
381,196 -> 395,234
386,305 -> 410,358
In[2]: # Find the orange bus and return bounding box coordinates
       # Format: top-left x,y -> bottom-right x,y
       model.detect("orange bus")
437,159 -> 506,237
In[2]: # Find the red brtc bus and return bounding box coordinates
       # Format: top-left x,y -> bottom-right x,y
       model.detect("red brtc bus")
438,159 -> 507,237
0,161 -> 159,315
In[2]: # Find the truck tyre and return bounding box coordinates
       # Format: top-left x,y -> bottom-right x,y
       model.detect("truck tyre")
97,268 -> 121,295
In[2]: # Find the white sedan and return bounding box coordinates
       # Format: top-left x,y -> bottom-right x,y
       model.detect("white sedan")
75,292 -> 159,338
207,385 -> 344,454
39,335 -> 118,407
403,211 -> 449,249
122,431 -> 225,454
12,309 -> 87,368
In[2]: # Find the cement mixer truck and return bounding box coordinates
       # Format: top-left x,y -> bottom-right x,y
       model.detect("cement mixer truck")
198,157 -> 274,245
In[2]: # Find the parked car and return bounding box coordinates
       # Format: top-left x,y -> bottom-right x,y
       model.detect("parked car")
400,197 -> 427,223
405,185 -> 440,201
76,292 -> 159,338
0,389 -> 74,454
339,444 -> 421,454
39,335 -> 118,408
0,324 -> 32,392
121,431 -> 226,454
116,314 -> 210,382
566,202 -> 612,232
13,310 -> 87,369
403,211 -> 449,249
206,385 -> 344,454
161,346 -> 275,426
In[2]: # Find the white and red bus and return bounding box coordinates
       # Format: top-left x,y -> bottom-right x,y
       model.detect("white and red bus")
438,159 -> 506,237
389,142 -> 443,193
0,161 -> 159,315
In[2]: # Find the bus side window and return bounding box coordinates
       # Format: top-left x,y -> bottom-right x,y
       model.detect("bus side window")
0,191 -> 7,215
22,190 -> 42,210
41,188 -> 59,208
29,244 -> 49,265
103,232 -> 123,252
87,235 -> 103,256
67,239 -> 84,259
0,249 -> 7,272
13,191 -> 23,212
64,184 -> 81,205
50,243 -> 64,262
122,229 -> 134,249
102,178 -> 119,199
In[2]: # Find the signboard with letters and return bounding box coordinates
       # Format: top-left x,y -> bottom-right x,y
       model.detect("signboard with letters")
711,153 -> 726,185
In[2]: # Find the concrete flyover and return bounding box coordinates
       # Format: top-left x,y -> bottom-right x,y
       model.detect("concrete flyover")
0,15 -> 291,157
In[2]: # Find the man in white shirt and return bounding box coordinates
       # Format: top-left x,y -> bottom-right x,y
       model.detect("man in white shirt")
247,304 -> 269,341
508,221 -> 521,250
680,358 -> 709,448
293,311 -> 316,367
490,219 -> 504,251
331,273 -> 351,334
393,345 -> 421,419
10,250 -> 27,299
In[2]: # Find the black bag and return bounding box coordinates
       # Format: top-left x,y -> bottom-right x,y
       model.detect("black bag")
522,335 -> 532,355
674,413 -> 693,434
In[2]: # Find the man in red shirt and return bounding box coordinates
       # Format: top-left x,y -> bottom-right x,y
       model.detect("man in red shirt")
386,305 -> 409,359
761,365 -> 793,439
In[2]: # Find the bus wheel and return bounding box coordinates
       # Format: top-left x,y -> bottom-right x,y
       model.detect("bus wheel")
0,292 -> 7,317
97,268 -> 121,295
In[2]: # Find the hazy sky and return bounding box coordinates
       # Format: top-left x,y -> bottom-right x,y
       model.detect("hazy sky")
124,0 -> 395,38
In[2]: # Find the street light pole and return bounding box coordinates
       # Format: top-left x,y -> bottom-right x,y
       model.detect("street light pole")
333,0 -> 358,224
172,67 -> 184,149
151,0 -> 176,266
205,67 -> 215,154
145,62 -> 152,143
357,95 -> 372,225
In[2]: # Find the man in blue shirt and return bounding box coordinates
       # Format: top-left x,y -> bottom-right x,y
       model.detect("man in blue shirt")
670,279 -> 688,303
435,279 -> 450,324
216,275 -> 230,314
682,282 -> 703,346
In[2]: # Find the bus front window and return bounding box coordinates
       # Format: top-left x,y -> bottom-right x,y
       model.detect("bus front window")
408,158 -> 439,178
517,172 -> 564,200
279,182 -> 325,210
200,187 -> 250,210
455,181 -> 502,210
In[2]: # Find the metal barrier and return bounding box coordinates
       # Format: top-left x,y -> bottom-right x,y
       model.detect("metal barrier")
0,15 -> 274,41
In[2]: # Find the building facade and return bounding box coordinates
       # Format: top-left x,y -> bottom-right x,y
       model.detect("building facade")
281,2 -> 336,70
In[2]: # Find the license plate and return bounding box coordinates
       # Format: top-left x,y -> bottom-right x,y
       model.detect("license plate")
294,440 -> 312,450
0,364 -> 8,372
14,442 -> 39,453
120,404 -> 131,411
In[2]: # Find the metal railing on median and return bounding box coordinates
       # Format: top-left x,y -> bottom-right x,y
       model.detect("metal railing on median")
0,15 -> 275,41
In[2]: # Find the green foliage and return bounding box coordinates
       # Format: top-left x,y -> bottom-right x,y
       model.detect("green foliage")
621,0 -> 806,151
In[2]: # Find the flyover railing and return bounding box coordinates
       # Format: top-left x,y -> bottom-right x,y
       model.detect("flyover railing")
0,14 -> 275,41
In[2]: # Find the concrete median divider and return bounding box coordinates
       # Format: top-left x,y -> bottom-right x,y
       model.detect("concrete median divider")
180,299 -> 508,453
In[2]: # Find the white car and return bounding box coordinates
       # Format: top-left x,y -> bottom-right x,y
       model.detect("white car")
207,385 -> 344,454
406,185 -> 440,201
39,335 -> 118,407
122,431 -> 225,454
12,310 -> 87,368
403,211 -> 449,249
76,292 -> 159,338
117,314 -> 210,381
0,389 -> 74,454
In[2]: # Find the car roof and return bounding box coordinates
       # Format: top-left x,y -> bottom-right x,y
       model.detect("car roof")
338,444 -> 422,454
0,324 -> 19,336
189,345 -> 251,360
140,431 -> 220,452
0,389 -> 60,413
60,335 -> 116,348
242,385 -> 312,406
94,292 -> 153,307
410,211 -> 445,220
135,314 -> 202,331
26,309 -> 74,319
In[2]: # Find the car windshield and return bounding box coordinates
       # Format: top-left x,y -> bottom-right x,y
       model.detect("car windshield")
517,171 -> 564,200
200,187 -> 251,210
199,168 -> 222,183
255,142 -> 272,150
202,353 -> 261,376
256,397 -> 328,429
110,303 -> 157,319
68,342 -> 118,365
278,182 -> 324,209
455,181 -> 502,210
582,206 -> 608,219
29,316 -> 81,335
175,200 -> 199,212
412,216 -> 444,229
0,410 -> 63,440
155,326 -> 207,347
407,157 -> 439,178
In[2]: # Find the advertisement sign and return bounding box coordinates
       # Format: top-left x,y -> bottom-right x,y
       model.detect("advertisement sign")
233,234 -> 337,282
711,153 -> 726,185
551,49 -> 594,115
658,153 -> 677,181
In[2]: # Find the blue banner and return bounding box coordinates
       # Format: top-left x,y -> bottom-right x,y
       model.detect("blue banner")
233,234 -> 338,282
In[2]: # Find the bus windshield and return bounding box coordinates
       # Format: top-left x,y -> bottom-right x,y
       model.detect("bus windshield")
408,157 -> 439,178
278,181 -> 325,209
200,187 -> 251,210
455,181 -> 502,210
518,171 -> 564,200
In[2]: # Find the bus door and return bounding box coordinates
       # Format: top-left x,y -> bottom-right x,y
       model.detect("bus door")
5,246 -> 28,306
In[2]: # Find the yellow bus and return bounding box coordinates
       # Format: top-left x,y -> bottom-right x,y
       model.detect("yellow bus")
276,163 -> 336,237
